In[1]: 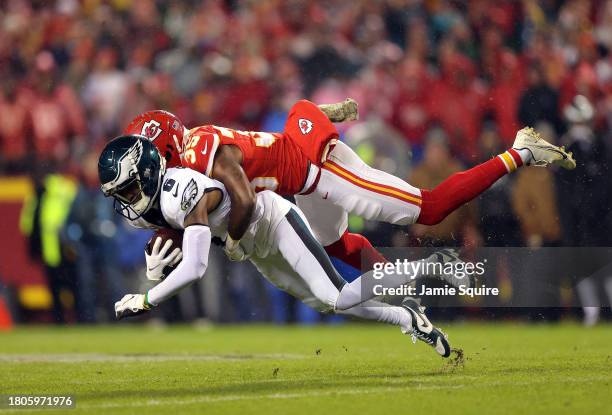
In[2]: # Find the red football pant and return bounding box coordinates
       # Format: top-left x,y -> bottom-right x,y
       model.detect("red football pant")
323,154 -> 521,270
324,231 -> 388,270
417,150 -> 522,225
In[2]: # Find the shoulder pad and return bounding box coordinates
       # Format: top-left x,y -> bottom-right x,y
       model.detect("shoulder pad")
183,127 -> 220,176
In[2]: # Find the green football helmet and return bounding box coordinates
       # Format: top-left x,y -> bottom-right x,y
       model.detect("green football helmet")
98,135 -> 166,220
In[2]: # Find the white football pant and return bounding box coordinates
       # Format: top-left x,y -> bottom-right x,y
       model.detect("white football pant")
296,141 -> 422,246
250,206 -> 411,329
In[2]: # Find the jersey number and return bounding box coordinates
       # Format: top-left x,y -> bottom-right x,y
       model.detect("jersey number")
162,178 -> 178,197
215,126 -> 277,148
183,134 -> 202,165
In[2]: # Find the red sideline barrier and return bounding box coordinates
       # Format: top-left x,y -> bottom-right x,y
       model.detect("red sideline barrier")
0,177 -> 46,287
0,297 -> 13,330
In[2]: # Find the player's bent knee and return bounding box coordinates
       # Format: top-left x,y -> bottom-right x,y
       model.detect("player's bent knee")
415,189 -> 447,225
416,211 -> 445,226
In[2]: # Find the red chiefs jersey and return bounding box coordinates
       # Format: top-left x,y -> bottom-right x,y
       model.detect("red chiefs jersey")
182,125 -> 310,195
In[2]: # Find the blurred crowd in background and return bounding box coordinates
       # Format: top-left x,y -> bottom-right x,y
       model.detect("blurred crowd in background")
1,0 -> 611,324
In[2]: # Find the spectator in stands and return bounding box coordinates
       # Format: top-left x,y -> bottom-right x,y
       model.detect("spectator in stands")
81,47 -> 130,141
0,73 -> 31,173
556,95 -> 612,325
557,96 -> 611,246
518,63 -> 564,134
488,51 -> 524,145
428,52 -> 487,162
391,56 -> 433,154
28,52 -> 86,166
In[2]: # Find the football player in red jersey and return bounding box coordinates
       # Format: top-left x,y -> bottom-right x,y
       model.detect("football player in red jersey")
125,99 -> 575,281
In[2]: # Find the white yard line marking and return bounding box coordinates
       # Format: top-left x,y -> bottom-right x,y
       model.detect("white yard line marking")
78,385 -> 467,410
0,353 -> 305,363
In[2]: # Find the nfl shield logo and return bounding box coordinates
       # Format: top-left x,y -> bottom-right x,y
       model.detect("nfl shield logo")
298,118 -> 313,135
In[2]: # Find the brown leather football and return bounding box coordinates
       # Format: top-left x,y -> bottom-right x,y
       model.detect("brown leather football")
145,228 -> 184,279
145,228 -> 184,255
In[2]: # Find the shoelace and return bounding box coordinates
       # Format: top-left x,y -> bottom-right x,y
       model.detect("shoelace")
411,330 -> 434,345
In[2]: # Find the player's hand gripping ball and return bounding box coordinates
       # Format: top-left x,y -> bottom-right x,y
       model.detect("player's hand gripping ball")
145,228 -> 184,281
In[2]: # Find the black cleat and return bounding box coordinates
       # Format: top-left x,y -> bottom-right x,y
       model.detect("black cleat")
401,297 -> 451,358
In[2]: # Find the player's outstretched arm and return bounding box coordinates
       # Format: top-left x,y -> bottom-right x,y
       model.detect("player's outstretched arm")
115,193 -> 216,320
210,145 -> 256,259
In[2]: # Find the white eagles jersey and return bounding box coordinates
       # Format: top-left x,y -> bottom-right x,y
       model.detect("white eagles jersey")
130,167 -> 292,258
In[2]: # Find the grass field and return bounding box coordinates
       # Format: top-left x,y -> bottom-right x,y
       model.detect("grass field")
0,323 -> 611,414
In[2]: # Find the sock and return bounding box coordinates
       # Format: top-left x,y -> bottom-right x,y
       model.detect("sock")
417,149 -> 523,226
497,148 -> 525,172
516,148 -> 532,165
336,300 -> 412,332
324,231 -> 388,271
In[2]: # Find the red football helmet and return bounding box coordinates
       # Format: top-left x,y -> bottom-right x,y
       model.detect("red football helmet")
123,110 -> 187,167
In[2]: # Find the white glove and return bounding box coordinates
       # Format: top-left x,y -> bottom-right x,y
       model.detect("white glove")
114,294 -> 152,320
224,235 -> 250,261
145,237 -> 183,281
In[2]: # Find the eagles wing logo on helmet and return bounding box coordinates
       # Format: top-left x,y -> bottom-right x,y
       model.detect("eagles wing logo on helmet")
181,179 -> 198,211
101,139 -> 144,194
141,120 -> 163,141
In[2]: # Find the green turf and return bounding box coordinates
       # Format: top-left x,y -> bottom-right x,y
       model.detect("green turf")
0,323 -> 610,414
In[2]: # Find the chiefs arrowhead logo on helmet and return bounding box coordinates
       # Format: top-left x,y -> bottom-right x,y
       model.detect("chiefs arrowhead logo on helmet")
141,120 -> 163,141
124,110 -> 186,168
299,118 -> 313,135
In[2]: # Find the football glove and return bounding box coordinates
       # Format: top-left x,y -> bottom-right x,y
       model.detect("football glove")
114,294 -> 152,320
224,235 -> 250,261
145,237 -> 182,281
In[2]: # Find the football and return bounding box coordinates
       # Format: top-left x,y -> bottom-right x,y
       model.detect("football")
145,228 -> 184,279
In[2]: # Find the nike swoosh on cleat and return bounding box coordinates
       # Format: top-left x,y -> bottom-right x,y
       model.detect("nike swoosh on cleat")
407,307 -> 431,330
417,316 -> 431,330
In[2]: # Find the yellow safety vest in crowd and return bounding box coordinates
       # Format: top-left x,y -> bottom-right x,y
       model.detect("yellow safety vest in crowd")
19,175 -> 78,267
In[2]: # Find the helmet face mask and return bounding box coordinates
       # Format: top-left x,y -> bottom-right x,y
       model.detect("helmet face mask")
112,179 -> 142,205
99,135 -> 166,221
110,178 -> 150,220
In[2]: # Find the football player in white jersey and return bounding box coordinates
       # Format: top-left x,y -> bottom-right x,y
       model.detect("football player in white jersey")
99,135 -> 452,357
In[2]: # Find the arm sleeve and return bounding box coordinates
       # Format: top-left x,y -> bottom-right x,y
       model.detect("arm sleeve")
146,225 -> 211,305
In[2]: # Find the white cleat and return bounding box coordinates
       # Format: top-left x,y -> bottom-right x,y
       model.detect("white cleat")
401,297 -> 451,358
512,127 -> 576,169
318,98 -> 359,123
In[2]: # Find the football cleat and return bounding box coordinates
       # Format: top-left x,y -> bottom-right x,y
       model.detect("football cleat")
512,127 -> 576,169
401,297 -> 451,358
427,248 -> 475,289
318,98 -> 359,123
